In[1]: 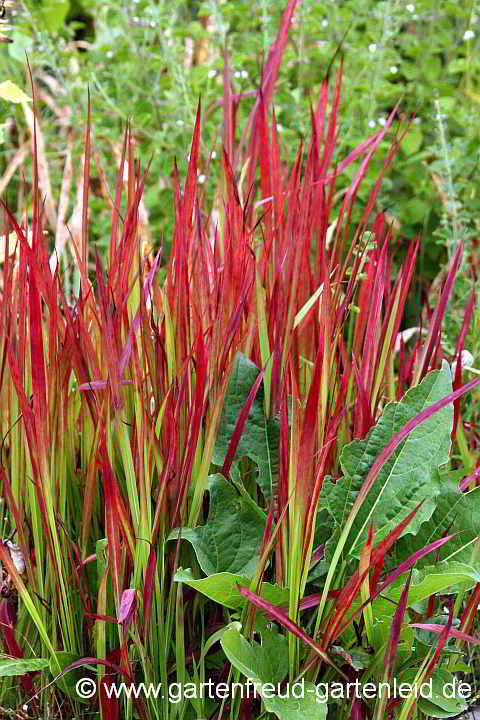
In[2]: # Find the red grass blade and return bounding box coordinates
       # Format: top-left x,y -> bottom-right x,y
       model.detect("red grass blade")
237,585 -> 348,678
410,624 -> 480,645
383,571 -> 411,694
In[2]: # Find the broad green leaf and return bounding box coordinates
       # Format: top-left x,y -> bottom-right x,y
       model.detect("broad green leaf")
372,619 -> 414,668
168,474 -> 265,576
400,668 -> 468,718
413,615 -> 460,654
423,55 -> 442,83
347,597 -> 414,665
213,354 -> 280,501
220,625 -> 287,685
447,58 -> 468,74
386,561 -> 480,606
8,31 -> 34,64
220,627 -> 324,719
0,657 -> 49,676
403,197 -> 429,224
262,681 -> 328,720
222,628 -> 263,679
0,81 -> 31,104
50,651 -> 91,704
40,0 -> 70,34
174,568 -> 289,610
254,614 -> 289,683
323,364 -> 453,555
394,477 -> 480,566
350,563 -> 480,623
401,125 -> 423,156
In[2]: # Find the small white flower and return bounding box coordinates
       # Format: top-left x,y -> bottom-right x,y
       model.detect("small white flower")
406,3 -> 415,11
150,20 -> 156,28
198,174 -> 206,184
132,16 -> 139,24
164,28 -> 172,38
368,119 -> 376,128
413,117 -> 422,124
241,70 -> 249,79
369,43 -> 377,53
322,18 -> 328,27
176,119 -> 184,127
234,70 -> 241,78
208,69 -> 217,78
378,117 -> 386,126
106,50 -> 114,59
463,29 -> 475,41
276,123 -> 285,132
390,65 -> 398,74
211,151 -> 217,159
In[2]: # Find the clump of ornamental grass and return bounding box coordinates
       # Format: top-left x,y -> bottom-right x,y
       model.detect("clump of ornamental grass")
0,2 -> 479,719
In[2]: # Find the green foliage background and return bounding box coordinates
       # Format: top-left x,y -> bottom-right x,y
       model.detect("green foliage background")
0,0 -> 478,348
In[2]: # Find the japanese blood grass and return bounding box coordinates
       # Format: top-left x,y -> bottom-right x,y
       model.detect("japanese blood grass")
0,15 -> 479,720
